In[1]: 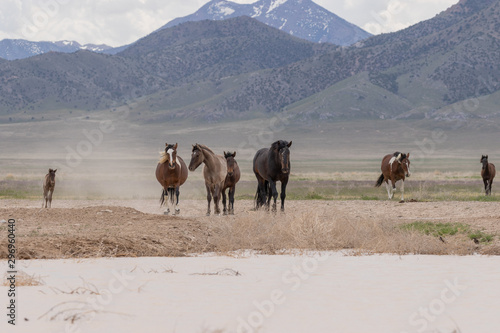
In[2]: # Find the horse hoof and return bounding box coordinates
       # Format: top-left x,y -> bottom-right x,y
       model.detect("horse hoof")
223,211 -> 228,216
206,213 -> 211,216
229,210 -> 235,215
174,209 -> 180,215
399,200 -> 405,204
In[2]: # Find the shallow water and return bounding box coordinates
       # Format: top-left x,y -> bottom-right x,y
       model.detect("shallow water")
1,253 -> 499,333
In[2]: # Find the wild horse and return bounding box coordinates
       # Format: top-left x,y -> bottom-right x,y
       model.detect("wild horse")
222,151 -> 240,215
189,144 -> 227,216
42,168 -> 57,208
375,152 -> 411,201
481,155 -> 496,196
156,143 -> 188,215
253,140 -> 292,212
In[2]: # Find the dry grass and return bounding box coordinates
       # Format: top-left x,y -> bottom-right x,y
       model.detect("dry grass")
207,209 -> 486,256
2,270 -> 44,286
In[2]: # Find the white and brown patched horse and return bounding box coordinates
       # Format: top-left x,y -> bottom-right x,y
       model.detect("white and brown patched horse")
156,143 -> 188,215
42,168 -> 57,208
375,152 -> 411,201
481,155 -> 496,196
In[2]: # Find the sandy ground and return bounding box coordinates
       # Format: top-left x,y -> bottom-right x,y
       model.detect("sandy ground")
0,199 -> 499,259
1,254 -> 500,333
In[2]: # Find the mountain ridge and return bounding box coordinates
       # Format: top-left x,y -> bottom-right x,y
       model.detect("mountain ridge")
0,39 -> 113,60
160,0 -> 371,46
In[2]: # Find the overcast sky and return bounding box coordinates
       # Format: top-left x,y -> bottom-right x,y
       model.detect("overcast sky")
1,0 -> 458,46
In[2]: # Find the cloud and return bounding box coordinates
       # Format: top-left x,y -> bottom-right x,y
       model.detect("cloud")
0,0 -> 459,46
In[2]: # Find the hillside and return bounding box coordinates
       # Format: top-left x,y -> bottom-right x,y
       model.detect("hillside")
208,0 -> 500,117
119,16 -> 336,85
0,17 -> 335,115
160,0 -> 371,46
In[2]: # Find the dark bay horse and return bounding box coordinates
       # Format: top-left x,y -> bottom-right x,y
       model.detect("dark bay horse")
42,168 -> 56,208
481,155 -> 496,195
189,144 -> 227,216
253,140 -> 292,212
375,152 -> 411,201
155,143 -> 188,215
222,151 -> 240,215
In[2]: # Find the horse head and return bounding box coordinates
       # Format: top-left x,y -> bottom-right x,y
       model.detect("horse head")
271,140 -> 292,174
481,155 -> 489,168
189,144 -> 204,172
224,151 -> 237,177
400,153 -> 411,177
164,143 -> 178,169
47,168 -> 57,185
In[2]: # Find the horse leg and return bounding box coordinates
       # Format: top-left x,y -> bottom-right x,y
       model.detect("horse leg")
229,186 -> 235,215
385,181 -> 393,199
214,184 -> 221,215
175,187 -> 180,215
48,189 -> 53,208
280,180 -> 288,212
257,179 -> 267,209
206,184 -> 212,216
488,179 -> 493,195
222,188 -> 228,215
400,180 -> 405,201
43,188 -> 47,208
483,179 -> 489,195
269,180 -> 278,212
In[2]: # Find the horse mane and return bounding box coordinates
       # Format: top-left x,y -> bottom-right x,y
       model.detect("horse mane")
159,151 -> 168,164
195,144 -> 214,154
271,140 -> 289,151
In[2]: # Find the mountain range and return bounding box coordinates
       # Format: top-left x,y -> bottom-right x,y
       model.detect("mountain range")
0,0 -> 369,60
0,0 -> 499,128
160,0 -> 371,46
0,39 -> 113,61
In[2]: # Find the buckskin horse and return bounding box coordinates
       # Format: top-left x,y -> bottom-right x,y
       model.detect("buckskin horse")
253,140 -> 292,212
221,151 -> 240,215
42,168 -> 57,208
375,152 -> 411,201
155,143 -> 188,215
481,155 -> 496,196
189,144 -> 227,216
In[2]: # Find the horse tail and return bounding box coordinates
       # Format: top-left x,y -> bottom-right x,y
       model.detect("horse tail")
159,189 -> 166,207
168,188 -> 175,205
375,173 -> 385,187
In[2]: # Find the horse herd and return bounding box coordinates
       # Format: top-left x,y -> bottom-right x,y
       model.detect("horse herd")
155,140 -> 292,215
41,142 -> 496,212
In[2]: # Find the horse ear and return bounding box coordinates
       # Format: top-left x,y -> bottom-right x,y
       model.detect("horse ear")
287,141 -> 292,148
49,168 -> 53,173
486,155 -> 488,159
407,153 -> 410,158
233,151 -> 236,157
174,143 -> 178,149
54,169 -> 57,173
165,143 -> 169,147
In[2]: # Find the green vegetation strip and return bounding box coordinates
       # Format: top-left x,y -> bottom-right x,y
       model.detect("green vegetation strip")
400,221 -> 494,243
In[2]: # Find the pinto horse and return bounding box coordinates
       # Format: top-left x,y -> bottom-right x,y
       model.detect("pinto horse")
189,144 -> 227,216
155,143 -> 188,215
42,168 -> 56,208
375,152 -> 411,201
253,140 -> 292,212
481,155 -> 496,195
222,151 -> 240,215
